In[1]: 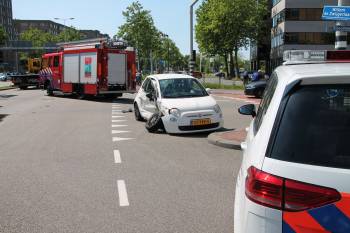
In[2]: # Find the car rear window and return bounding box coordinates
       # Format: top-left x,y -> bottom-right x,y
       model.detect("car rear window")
270,85 -> 350,169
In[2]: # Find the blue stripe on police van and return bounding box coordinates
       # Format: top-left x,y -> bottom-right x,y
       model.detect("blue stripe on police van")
282,221 -> 296,233
308,204 -> 350,233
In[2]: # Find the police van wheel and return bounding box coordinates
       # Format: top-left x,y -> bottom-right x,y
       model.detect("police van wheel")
145,113 -> 164,133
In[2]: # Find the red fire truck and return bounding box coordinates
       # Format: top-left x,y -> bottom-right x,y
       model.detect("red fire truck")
40,38 -> 137,98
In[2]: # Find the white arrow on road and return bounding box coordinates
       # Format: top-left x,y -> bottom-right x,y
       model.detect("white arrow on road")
113,137 -> 134,142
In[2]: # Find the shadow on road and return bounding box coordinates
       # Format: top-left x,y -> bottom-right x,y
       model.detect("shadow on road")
52,94 -> 134,105
0,94 -> 17,99
0,114 -> 9,122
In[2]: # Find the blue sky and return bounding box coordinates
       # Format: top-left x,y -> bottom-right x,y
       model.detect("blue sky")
12,0 -> 248,58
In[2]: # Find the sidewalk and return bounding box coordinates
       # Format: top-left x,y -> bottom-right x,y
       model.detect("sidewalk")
0,81 -> 15,91
208,128 -> 247,150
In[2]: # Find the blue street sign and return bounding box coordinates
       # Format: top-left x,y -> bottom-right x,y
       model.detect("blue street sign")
322,6 -> 350,21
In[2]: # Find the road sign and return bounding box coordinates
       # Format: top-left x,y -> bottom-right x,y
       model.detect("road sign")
334,25 -> 350,32
322,6 -> 350,21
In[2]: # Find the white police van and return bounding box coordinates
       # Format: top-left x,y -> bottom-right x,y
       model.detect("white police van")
235,50 -> 350,233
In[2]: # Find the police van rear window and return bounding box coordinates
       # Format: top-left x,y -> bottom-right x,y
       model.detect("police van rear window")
270,85 -> 350,169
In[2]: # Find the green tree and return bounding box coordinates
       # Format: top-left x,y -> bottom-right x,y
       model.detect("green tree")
117,1 -> 161,71
196,0 -> 267,78
20,27 -> 54,47
0,26 -> 7,45
56,27 -> 81,42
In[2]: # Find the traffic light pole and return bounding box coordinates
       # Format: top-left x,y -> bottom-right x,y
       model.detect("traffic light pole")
189,0 -> 199,73
336,0 -> 350,49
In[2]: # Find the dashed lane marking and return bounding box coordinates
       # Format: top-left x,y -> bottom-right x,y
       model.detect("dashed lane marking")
113,137 -> 134,142
112,125 -> 128,128
117,180 -> 129,207
111,130 -> 130,134
114,150 -> 122,164
111,120 -> 127,123
112,116 -> 125,118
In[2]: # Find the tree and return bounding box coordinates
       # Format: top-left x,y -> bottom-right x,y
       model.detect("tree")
117,1 -> 161,72
56,27 -> 81,42
0,26 -> 7,45
196,0 -> 267,78
19,27 -> 54,48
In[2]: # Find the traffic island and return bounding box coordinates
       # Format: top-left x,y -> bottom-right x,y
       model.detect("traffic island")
208,128 -> 247,150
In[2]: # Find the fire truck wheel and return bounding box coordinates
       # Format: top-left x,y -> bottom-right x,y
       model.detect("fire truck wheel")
145,113 -> 164,133
134,103 -> 144,121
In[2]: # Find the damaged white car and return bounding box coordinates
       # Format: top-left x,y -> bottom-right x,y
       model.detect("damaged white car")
134,74 -> 223,134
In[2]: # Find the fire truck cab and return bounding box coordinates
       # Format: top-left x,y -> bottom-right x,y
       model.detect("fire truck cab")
40,38 -> 137,98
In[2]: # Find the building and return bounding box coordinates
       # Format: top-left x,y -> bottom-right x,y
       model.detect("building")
0,0 -> 16,70
250,0 -> 273,74
271,0 -> 339,69
79,30 -> 110,40
14,19 -> 67,37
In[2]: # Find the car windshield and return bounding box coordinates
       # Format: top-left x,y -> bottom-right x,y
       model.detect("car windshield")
270,84 -> 350,170
159,78 -> 208,98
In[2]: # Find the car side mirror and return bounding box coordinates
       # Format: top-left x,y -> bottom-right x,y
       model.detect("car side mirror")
238,104 -> 256,118
206,88 -> 211,94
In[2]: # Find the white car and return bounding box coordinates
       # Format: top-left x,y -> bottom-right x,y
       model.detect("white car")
134,74 -> 223,133
234,50 -> 350,233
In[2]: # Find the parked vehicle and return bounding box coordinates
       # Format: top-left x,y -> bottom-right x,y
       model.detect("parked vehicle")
40,38 -> 137,98
234,50 -> 350,233
134,74 -> 223,134
244,80 -> 267,98
11,58 -> 42,89
0,73 -> 8,81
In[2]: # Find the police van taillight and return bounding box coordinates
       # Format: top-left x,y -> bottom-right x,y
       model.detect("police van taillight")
245,166 -> 341,212
283,50 -> 350,64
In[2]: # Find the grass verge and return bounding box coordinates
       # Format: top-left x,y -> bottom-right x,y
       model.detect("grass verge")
202,82 -> 244,90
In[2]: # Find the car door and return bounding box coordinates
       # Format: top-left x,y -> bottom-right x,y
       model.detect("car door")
143,79 -> 158,115
138,78 -> 150,113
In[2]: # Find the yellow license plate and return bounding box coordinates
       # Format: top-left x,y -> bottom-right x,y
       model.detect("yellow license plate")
191,118 -> 211,126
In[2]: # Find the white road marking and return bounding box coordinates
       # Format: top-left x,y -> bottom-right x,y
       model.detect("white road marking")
112,106 -> 122,109
113,137 -> 134,142
212,94 -> 259,104
112,110 -> 123,112
111,120 -> 127,123
112,125 -> 128,128
114,150 -> 122,164
112,116 -> 125,118
117,180 -> 129,207
112,130 -> 130,134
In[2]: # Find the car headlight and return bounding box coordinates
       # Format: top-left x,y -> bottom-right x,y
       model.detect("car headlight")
169,108 -> 181,118
213,104 -> 221,114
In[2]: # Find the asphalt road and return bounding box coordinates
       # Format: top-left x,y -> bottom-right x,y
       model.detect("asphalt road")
0,88 -> 251,233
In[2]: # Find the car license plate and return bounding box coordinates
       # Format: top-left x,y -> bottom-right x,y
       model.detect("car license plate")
191,118 -> 211,126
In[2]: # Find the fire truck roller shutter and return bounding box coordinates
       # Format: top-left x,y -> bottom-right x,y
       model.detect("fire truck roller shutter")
107,53 -> 127,85
64,54 -> 80,83
80,52 -> 97,84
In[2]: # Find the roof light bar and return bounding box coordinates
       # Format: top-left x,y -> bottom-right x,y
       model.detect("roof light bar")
283,50 -> 326,63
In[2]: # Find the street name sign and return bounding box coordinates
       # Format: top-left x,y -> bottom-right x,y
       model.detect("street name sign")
322,6 -> 350,21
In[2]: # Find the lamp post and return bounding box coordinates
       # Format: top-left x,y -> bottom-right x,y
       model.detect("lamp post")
335,0 -> 350,49
54,17 -> 75,42
189,0 -> 200,73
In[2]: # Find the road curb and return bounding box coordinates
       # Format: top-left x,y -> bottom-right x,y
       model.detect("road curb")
0,86 -> 16,91
208,129 -> 245,150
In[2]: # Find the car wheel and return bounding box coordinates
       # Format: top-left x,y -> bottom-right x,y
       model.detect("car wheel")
145,113 -> 164,133
19,86 -> 27,90
134,103 -> 144,121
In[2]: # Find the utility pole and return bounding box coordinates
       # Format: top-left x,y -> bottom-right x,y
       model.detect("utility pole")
189,0 -> 199,73
335,0 -> 350,49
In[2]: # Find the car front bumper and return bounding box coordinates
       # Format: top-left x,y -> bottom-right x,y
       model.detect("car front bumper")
161,110 -> 223,134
